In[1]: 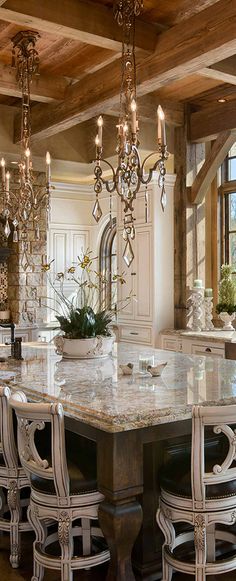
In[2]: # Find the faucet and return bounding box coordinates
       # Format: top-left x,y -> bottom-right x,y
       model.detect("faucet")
0,323 -> 22,359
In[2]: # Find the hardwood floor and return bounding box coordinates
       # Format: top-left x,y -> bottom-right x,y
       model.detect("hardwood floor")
0,532 -> 236,581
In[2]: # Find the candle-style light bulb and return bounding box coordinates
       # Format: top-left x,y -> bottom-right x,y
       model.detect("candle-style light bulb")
97,115 -> 103,148
157,105 -> 166,147
5,170 -> 10,193
46,151 -> 51,182
1,157 -> 5,187
25,147 -> 30,173
130,98 -> 137,134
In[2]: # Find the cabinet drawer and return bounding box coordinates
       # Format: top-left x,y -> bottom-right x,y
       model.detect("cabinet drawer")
119,325 -> 152,344
2,332 -> 29,344
191,344 -> 225,358
162,338 -> 182,352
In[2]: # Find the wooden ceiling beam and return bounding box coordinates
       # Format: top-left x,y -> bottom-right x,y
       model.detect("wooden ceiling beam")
190,101 -> 236,142
198,67 -> 236,86
14,0 -> 236,142
188,131 -> 236,204
0,62 -> 68,102
106,95 -> 184,126
0,0 -> 158,52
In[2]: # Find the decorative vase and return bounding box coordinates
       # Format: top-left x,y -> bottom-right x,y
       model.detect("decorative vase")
219,312 -> 235,331
54,334 -> 115,359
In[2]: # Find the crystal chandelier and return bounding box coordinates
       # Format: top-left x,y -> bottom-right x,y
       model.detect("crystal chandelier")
93,0 -> 169,267
0,31 -> 52,248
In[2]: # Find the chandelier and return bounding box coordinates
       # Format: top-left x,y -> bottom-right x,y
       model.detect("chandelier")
93,0 -> 168,267
0,31 -> 51,256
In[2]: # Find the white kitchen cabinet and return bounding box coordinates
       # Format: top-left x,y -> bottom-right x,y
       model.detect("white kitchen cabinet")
117,174 -> 175,346
160,331 -> 226,358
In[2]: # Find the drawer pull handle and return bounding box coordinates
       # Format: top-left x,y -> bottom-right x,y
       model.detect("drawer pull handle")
130,332 -> 139,335
205,347 -> 211,352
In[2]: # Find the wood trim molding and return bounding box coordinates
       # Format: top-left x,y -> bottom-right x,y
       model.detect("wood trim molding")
188,131 -> 236,205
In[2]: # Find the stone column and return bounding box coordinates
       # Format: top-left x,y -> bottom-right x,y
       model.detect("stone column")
7,170 -> 47,325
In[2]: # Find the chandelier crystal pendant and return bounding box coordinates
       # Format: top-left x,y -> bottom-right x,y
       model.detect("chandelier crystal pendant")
93,0 -> 169,267
0,30 -> 52,255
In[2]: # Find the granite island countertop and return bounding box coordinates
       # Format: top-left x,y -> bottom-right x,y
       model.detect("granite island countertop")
161,328 -> 236,343
0,342 -> 236,433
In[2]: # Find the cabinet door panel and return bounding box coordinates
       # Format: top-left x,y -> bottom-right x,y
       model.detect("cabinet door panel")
135,229 -> 152,320
117,231 -> 135,319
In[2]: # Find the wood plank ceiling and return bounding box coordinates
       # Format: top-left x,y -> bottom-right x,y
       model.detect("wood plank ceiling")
0,0 -> 235,144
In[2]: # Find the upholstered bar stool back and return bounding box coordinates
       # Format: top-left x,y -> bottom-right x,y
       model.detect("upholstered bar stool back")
11,394 -> 110,581
0,386 -> 31,568
157,404 -> 236,580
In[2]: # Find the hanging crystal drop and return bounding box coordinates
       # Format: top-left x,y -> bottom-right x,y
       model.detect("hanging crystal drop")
23,208 -> 28,221
122,228 -> 128,241
92,198 -> 102,223
160,187 -> 167,212
4,220 -> 10,238
123,238 -> 134,267
13,229 -> 18,242
35,225 -> 40,240
130,224 -> 135,240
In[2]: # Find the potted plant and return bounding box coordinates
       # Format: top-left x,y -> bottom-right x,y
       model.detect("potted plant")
42,250 -> 132,358
216,264 -> 236,330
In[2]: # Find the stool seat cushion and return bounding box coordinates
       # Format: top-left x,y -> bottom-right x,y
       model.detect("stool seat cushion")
31,457 -> 97,496
160,452 -> 236,499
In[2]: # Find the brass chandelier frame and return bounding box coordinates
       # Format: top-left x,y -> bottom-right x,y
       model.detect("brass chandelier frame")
0,30 -> 52,268
93,0 -> 169,267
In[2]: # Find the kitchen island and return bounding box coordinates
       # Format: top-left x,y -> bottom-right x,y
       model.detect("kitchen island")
1,342 -> 236,580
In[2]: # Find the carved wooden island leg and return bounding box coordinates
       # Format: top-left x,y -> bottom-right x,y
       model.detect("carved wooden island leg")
97,430 -> 143,581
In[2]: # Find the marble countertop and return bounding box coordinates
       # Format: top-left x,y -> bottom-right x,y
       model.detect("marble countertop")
1,342 -> 236,432
161,328 -> 236,343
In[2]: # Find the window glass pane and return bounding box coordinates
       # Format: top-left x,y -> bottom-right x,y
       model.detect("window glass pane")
229,232 -> 236,269
229,192 -> 236,230
228,158 -> 236,181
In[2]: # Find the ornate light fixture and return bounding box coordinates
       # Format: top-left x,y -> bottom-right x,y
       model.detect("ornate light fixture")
93,0 -> 168,267
0,31 -> 51,254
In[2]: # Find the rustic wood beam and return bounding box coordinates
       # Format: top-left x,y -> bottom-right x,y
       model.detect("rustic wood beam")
105,95 -> 184,126
0,0 -> 158,52
199,67 -> 236,86
15,0 -> 236,142
190,100 -> 236,142
188,131 -> 236,204
0,62 -> 68,102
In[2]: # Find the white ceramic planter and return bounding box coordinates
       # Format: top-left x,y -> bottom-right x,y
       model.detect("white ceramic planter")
219,311 -> 235,331
54,334 -> 115,359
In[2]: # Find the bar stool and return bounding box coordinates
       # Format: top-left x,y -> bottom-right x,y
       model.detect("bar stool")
10,392 -> 110,581
157,404 -> 236,580
0,385 -> 31,567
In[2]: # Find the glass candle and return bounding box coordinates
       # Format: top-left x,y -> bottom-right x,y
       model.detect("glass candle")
204,288 -> 213,297
139,355 -> 154,374
193,279 -> 203,288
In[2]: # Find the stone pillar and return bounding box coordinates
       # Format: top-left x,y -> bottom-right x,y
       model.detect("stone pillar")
7,170 -> 47,325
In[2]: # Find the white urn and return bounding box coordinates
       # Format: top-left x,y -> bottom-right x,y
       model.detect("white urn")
219,311 -> 235,331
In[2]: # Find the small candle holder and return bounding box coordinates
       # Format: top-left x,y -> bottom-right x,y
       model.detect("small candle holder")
203,289 -> 214,331
139,355 -> 154,374
187,282 -> 204,332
